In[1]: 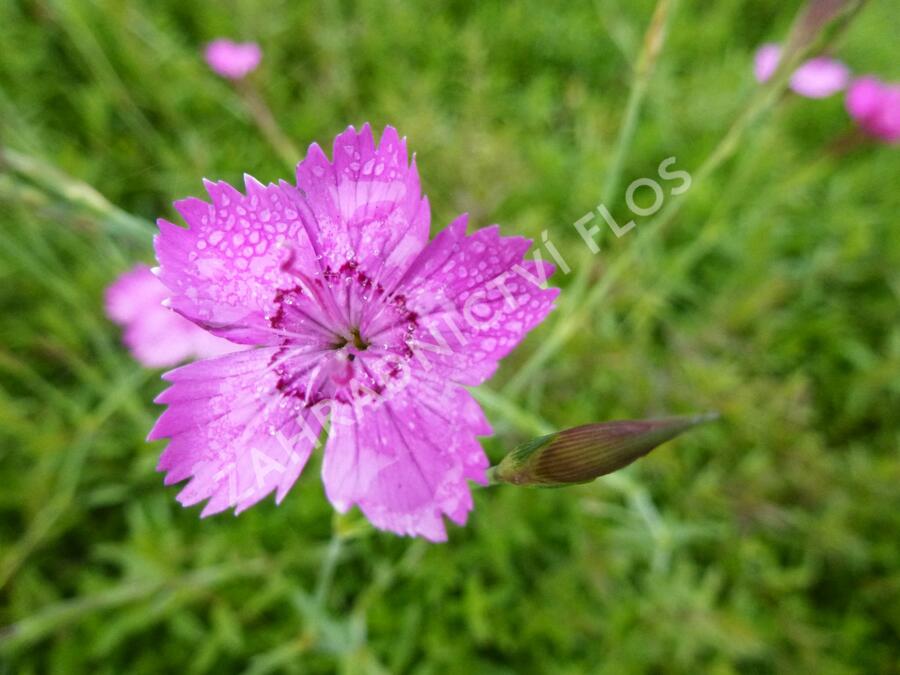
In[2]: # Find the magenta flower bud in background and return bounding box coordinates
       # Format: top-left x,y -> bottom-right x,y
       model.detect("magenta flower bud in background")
754,43 -> 850,98
204,39 -> 262,80
106,264 -> 243,368
845,76 -> 900,144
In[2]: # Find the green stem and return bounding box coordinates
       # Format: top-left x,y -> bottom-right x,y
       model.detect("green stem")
313,532 -> 344,608
504,0 -> 865,396
503,1 -> 675,397
600,0 -> 677,208
236,79 -> 301,170
0,147 -> 154,240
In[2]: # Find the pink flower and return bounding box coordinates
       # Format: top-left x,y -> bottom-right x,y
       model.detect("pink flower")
106,264 -> 243,368
204,39 -> 262,80
754,43 -> 850,98
149,125 -> 558,540
845,76 -> 900,144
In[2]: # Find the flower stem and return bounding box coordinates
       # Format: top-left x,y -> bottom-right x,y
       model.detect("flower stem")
503,1 -> 676,397
600,0 -> 677,208
0,146 -> 153,240
504,0 -> 865,396
235,79 -> 301,170
313,532 -> 343,608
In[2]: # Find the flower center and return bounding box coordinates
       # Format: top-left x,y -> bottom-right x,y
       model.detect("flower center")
267,257 -> 422,406
350,327 -> 370,351
331,327 -> 370,360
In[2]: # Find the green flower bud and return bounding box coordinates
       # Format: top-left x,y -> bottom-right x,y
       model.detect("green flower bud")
488,413 -> 717,487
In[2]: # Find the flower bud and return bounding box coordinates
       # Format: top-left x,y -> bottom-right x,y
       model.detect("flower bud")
488,413 -> 717,487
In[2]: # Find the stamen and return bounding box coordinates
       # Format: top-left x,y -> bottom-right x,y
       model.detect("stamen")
350,327 -> 370,351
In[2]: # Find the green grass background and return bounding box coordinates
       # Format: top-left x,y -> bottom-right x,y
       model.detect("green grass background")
1,0 -> 899,672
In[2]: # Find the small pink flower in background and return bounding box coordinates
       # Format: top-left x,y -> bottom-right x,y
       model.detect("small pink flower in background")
845,76 -> 900,144
150,124 -> 557,540
106,264 -> 242,368
754,43 -> 850,98
753,43 -> 783,83
204,39 -> 262,80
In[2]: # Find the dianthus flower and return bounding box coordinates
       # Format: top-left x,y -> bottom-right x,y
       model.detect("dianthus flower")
754,43 -> 849,98
204,39 -> 262,80
106,264 -> 242,368
845,76 -> 900,144
150,125 -> 557,540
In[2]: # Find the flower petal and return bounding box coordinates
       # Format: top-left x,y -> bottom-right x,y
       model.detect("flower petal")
846,76 -> 884,119
105,264 -> 241,368
753,43 -> 781,83
204,39 -> 262,80
151,348 -> 325,515
321,375 -> 490,541
155,176 -> 327,344
846,76 -> 900,143
753,43 -> 849,98
368,215 -> 558,386
790,57 -> 850,98
295,124 -> 431,290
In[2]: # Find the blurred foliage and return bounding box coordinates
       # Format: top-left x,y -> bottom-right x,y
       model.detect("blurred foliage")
1,0 -> 899,673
